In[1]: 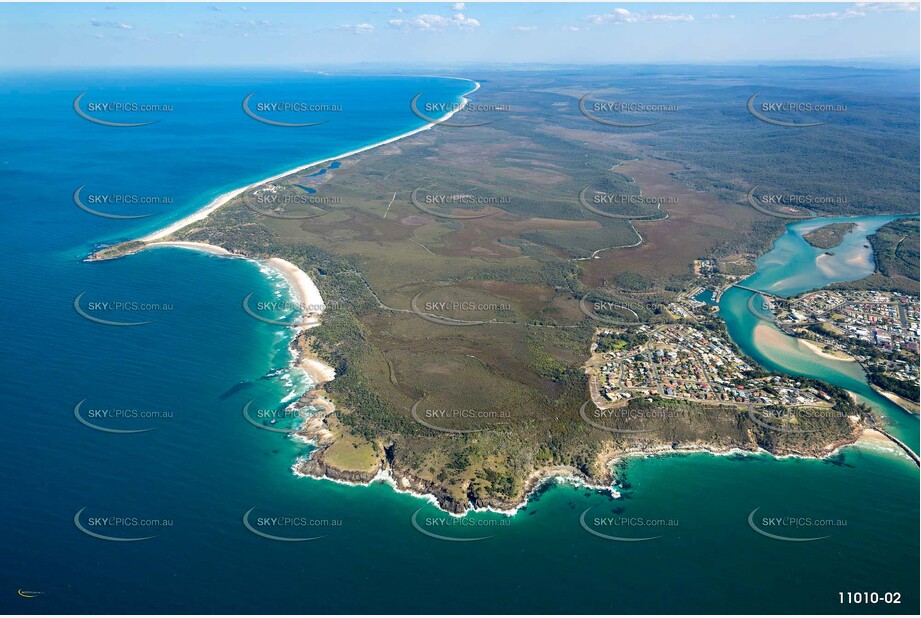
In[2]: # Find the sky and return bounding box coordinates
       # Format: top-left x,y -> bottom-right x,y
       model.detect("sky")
0,2 -> 918,68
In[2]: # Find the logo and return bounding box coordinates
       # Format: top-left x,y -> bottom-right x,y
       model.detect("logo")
242,401 -> 299,433
578,186 -> 670,220
579,93 -> 667,128
746,94 -> 826,128
747,507 -> 833,542
747,408 -> 831,435
409,93 -> 495,128
242,507 -> 328,542
745,186 -> 814,220
73,185 -> 157,219
73,508 -> 160,542
579,507 -> 665,542
73,292 -> 156,327
242,292 -> 302,326
241,93 -> 329,128
744,291 -> 774,322
578,291 -> 663,326
410,292 -> 497,327
240,189 -> 331,220
579,401 -> 656,434
409,187 -> 496,220
72,92 -> 158,128
73,400 -> 157,434
410,508 -> 501,542
410,397 -> 492,434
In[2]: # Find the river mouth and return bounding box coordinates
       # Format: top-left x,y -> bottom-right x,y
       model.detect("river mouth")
719,215 -> 919,451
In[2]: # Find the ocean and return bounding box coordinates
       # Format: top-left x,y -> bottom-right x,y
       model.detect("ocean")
0,69 -> 917,614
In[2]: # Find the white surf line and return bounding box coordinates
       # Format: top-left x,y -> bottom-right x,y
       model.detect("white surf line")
383,192 -> 397,219
137,79 -> 480,243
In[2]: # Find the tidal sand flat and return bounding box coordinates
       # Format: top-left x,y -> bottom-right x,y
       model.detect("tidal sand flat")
722,215 -> 919,452
3,57 -> 917,614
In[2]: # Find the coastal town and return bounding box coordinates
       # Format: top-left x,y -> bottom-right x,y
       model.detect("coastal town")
777,290 -> 918,353
775,290 -> 920,391
588,321 -> 834,409
588,284 -> 921,411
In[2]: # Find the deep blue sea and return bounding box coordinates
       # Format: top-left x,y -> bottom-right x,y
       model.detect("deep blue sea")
1,70 -> 918,615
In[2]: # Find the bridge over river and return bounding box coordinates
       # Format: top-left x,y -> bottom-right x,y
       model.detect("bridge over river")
730,283 -> 786,300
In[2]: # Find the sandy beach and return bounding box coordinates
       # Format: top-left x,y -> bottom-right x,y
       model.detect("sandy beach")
875,388 -> 921,415
752,323 -> 855,364
858,428 -> 897,448
259,257 -> 336,385
130,78 -> 479,393
798,338 -> 856,362
140,78 -> 479,243
855,428 -> 917,463
265,257 -> 325,315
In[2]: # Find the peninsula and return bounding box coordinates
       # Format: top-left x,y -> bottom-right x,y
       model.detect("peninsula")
89,72 -> 918,513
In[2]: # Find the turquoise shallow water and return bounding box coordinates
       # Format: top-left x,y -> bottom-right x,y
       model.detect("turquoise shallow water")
1,71 -> 917,614
719,215 -> 920,451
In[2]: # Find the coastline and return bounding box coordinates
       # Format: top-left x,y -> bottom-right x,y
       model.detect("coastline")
144,241 -> 337,390
91,76 -> 496,511
91,81 -> 917,518
139,80 -> 480,243
857,427 -> 921,466
872,385 -> 920,415
147,241 -> 908,514
293,424 -> 889,516
93,77 -> 479,392
264,257 -> 336,386
292,455 -> 620,518
857,428 -> 904,455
